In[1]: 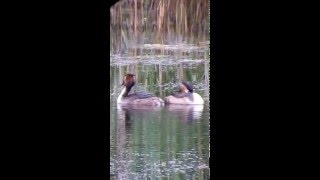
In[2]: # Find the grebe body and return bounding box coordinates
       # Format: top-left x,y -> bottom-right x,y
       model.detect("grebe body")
164,81 -> 204,105
117,74 -> 164,106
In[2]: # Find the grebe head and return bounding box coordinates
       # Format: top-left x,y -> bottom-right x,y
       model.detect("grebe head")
117,74 -> 136,102
181,81 -> 194,93
179,83 -> 189,93
121,73 -> 135,88
177,81 -> 196,94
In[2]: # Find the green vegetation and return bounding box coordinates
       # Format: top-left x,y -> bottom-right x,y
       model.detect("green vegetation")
110,0 -> 209,58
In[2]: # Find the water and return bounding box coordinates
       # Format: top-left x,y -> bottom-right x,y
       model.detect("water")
110,103 -> 209,179
110,59 -> 210,179
110,1 -> 209,179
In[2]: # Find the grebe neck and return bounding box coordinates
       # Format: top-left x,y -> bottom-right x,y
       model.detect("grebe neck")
120,85 -> 132,97
117,86 -> 129,104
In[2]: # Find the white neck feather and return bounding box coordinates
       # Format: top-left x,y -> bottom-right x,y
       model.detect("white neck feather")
117,87 -> 128,103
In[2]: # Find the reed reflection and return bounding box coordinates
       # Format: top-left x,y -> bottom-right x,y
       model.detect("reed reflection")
112,104 -> 163,179
112,103 -> 207,179
111,105 -> 132,180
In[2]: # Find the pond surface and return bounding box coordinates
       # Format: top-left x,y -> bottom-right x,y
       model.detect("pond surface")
110,55 -> 210,179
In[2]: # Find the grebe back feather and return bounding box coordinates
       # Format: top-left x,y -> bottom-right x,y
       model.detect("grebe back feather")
117,74 -> 164,106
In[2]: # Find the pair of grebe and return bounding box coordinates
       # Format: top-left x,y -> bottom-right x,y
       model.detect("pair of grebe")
117,74 -> 204,106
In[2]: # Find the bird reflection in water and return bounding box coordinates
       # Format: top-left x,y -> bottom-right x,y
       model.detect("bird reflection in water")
165,104 -> 204,124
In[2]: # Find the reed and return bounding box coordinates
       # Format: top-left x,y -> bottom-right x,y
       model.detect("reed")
110,0 -> 209,56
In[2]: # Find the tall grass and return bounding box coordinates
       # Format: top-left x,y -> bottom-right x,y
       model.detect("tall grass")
110,0 -> 209,55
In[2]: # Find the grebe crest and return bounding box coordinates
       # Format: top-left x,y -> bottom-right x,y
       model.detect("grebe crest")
117,74 -> 164,106
164,81 -> 204,105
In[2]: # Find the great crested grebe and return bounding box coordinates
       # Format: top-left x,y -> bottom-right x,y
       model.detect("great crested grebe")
164,81 -> 204,105
117,74 -> 164,106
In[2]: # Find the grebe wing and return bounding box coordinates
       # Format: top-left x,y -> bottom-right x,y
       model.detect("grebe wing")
171,92 -> 192,98
127,92 -> 155,99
